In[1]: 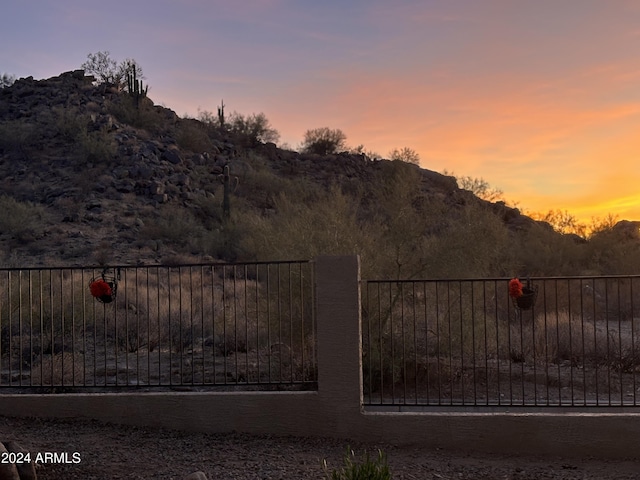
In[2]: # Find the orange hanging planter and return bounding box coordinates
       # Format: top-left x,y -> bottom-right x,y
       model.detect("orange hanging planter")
509,277 -> 537,311
508,278 -> 523,299
89,271 -> 118,303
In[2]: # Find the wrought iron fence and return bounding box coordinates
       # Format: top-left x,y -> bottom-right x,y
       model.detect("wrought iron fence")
0,261 -> 316,391
362,276 -> 640,407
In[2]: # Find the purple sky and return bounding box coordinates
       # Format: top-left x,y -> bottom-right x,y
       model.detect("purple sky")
3,1 -> 640,222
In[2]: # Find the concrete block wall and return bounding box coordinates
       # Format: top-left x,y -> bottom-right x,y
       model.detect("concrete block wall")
1,255 -> 640,458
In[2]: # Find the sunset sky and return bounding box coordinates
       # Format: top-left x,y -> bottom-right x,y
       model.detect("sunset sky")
3,1 -> 640,222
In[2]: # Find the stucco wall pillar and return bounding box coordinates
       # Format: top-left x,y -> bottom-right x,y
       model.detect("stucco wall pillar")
314,255 -> 363,436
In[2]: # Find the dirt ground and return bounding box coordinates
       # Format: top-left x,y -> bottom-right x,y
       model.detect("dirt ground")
1,416 -> 639,479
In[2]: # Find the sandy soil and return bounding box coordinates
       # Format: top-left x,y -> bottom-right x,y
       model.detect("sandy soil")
1,416 -> 639,479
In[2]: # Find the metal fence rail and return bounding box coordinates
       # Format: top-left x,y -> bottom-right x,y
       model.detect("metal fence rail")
0,261 -> 316,391
362,276 -> 640,407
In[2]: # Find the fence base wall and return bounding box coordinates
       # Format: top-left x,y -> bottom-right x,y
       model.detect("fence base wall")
2,256 -> 640,459
0,391 -> 325,437
359,412 -> 640,458
2,394 -> 640,458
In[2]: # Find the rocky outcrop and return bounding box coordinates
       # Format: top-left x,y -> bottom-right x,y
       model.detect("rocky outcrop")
0,70 -> 562,267
0,441 -> 36,480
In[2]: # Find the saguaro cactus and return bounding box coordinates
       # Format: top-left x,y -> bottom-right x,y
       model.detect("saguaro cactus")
218,164 -> 239,219
126,68 -> 147,107
218,99 -> 226,127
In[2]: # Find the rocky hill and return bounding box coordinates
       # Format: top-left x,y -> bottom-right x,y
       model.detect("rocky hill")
1,70 -> 632,277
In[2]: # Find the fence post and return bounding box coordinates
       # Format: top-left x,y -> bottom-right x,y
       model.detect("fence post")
314,255 -> 363,435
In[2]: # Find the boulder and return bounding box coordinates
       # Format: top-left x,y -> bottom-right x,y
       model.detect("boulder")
162,148 -> 182,165
183,472 -> 208,480
0,442 -> 20,480
3,441 -> 36,480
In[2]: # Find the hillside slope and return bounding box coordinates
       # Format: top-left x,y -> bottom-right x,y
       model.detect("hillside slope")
0,70 -> 636,277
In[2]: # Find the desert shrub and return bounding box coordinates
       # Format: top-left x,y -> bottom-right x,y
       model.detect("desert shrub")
52,108 -> 116,163
238,167 -> 318,210
77,127 -> 116,163
241,185 -> 377,266
0,119 -> 35,155
530,209 -> 587,238
175,119 -> 213,153
323,448 -> 392,480
507,309 -> 640,370
139,206 -> 204,249
0,195 -> 47,243
228,111 -> 280,145
108,95 -> 165,133
388,146 -> 420,165
301,127 -> 347,155
81,51 -> 121,85
52,107 -> 87,142
362,278 -> 508,398
81,51 -> 144,90
201,220 -> 252,262
30,351 -> 86,386
443,170 -> 505,203
509,223 -> 586,276
582,225 -> 640,274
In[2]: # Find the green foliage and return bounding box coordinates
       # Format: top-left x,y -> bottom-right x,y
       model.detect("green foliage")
323,448 -> 392,480
301,127 -> 347,155
241,185 -> 378,270
388,147 -> 420,165
426,201 -> 513,278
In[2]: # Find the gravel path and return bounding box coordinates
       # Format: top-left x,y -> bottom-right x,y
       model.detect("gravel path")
1,416 -> 639,479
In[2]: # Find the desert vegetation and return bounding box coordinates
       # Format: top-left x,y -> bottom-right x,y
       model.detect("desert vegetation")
0,263 -> 315,389
1,58 -> 638,278
2,61 -> 640,404
362,275 -> 640,406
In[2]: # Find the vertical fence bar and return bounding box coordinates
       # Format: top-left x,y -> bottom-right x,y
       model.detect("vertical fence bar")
49,270 -> 54,387
71,269 -> 76,387
233,265 -> 238,385
605,279 -> 611,405
567,278 -> 573,405
617,279 -> 623,406
423,281 -> 430,405
376,282 -> 383,405
540,279 -> 547,406
288,263 -> 294,383
400,282 -> 406,404
632,278 -> 637,405
8,270 -> 12,386
411,281 -> 418,405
